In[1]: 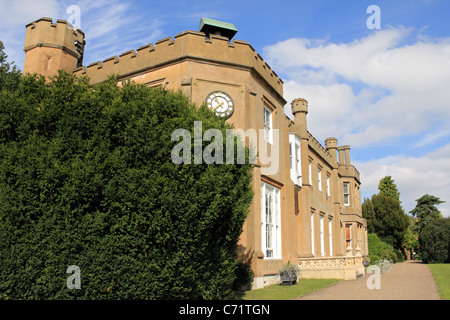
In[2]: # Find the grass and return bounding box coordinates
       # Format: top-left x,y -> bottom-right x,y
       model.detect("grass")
428,264 -> 450,300
240,278 -> 341,300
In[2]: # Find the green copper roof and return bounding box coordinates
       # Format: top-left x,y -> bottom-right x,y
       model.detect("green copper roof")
199,17 -> 238,40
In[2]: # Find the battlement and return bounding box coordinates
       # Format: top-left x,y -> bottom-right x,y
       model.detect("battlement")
23,18 -> 86,77
291,98 -> 308,114
73,30 -> 284,95
24,17 -> 85,59
307,131 -> 335,165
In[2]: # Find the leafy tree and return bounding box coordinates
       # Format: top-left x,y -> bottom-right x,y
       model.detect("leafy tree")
0,71 -> 254,299
0,41 -> 21,92
410,194 -> 445,234
378,176 -> 400,202
402,226 -> 419,259
362,197 -> 377,234
363,176 -> 409,255
419,218 -> 450,263
362,193 -> 408,250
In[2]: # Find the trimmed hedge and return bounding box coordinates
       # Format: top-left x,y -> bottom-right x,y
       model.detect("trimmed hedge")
0,72 -> 254,299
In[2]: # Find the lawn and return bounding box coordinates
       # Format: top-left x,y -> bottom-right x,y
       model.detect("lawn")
240,278 -> 341,300
428,264 -> 450,300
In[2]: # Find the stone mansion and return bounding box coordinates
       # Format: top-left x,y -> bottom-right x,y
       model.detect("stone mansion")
22,17 -> 368,289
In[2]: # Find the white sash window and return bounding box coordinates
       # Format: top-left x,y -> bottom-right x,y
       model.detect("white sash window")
289,133 -> 302,186
261,182 -> 281,259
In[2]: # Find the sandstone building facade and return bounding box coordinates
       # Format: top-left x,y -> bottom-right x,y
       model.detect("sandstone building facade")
23,17 -> 368,289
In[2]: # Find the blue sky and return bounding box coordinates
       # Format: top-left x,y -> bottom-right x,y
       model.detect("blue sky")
1,0 -> 449,216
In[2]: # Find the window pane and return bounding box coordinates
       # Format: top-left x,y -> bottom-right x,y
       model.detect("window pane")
289,144 -> 293,169
343,183 -> 348,194
261,182 -> 280,259
264,126 -> 270,141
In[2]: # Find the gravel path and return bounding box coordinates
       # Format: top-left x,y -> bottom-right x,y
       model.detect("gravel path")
294,260 -> 441,300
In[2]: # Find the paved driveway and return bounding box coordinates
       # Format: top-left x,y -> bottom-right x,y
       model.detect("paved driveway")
294,260 -> 441,300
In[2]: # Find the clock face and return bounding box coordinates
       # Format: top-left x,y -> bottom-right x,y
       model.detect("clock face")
205,91 -> 234,118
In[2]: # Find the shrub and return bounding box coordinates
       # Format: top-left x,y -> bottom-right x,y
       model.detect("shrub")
0,72 -> 254,299
368,233 -> 399,263
232,262 -> 254,291
394,249 -> 405,263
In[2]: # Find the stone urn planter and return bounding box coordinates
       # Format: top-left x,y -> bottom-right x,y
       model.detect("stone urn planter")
279,263 -> 300,286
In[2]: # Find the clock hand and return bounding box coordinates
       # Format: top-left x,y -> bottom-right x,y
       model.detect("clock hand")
212,99 -> 224,110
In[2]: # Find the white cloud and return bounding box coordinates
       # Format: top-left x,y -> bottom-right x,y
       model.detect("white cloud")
266,26 -> 450,218
264,27 -> 450,148
354,143 -> 450,218
0,0 -> 59,25
0,0 -> 60,67
0,0 -> 164,69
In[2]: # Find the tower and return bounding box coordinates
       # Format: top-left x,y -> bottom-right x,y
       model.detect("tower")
23,17 -> 85,77
291,98 -> 308,137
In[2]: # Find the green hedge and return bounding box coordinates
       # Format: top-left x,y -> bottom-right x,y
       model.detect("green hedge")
367,233 -> 403,263
0,72 -> 254,299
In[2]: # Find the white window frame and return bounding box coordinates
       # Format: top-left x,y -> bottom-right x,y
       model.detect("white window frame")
263,106 -> 273,144
320,215 -> 325,256
326,175 -> 330,197
310,212 -> 315,256
318,168 -> 322,191
308,160 -> 312,185
261,181 -> 281,259
289,133 -> 302,186
289,143 -> 293,170
343,182 -> 350,206
328,218 -> 333,256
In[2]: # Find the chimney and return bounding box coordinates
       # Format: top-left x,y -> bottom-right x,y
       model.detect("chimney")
337,146 -> 345,164
343,145 -> 351,165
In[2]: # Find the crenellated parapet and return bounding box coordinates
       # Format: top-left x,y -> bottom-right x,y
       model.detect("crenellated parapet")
73,30 -> 284,96
307,131 -> 334,165
23,17 -> 85,76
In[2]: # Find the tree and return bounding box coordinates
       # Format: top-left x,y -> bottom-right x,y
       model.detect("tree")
419,218 -> 450,263
0,41 -> 21,92
370,194 -> 409,250
410,194 -> 445,234
402,225 -> 419,259
0,71 -> 254,299
362,177 -> 409,251
378,176 -> 400,202
362,197 -> 377,234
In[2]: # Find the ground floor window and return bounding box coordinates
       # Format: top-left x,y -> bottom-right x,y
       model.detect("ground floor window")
320,215 -> 325,256
345,224 -> 352,248
329,218 -> 333,256
311,211 -> 315,256
261,181 -> 281,259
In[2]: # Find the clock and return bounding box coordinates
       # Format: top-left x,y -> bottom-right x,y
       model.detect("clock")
205,91 -> 234,117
